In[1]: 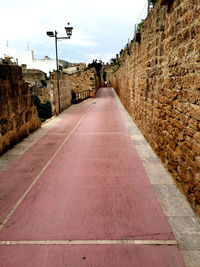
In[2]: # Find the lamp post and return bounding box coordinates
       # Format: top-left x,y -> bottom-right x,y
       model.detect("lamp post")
47,23 -> 73,114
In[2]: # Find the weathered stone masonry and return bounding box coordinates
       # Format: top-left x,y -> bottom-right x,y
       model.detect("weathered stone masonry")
50,67 -> 96,114
0,64 -> 96,154
106,0 -> 200,214
0,64 -> 41,155
22,66 -> 50,103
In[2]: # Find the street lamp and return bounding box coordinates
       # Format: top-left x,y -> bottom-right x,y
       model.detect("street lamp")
47,23 -> 73,114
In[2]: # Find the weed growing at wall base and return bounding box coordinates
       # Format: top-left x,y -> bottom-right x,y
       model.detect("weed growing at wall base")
33,95 -> 52,123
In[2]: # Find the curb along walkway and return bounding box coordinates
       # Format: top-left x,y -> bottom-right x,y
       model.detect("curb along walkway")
0,87 -> 198,266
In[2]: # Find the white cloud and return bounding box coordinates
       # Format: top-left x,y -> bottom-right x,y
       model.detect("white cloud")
86,53 -> 115,64
0,0 -> 148,62
68,30 -> 97,47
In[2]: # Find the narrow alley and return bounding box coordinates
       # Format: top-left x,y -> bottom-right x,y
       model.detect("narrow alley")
0,88 -> 199,266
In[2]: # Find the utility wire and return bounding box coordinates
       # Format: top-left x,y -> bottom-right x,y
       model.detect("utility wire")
128,1 -> 148,42
136,1 -> 148,24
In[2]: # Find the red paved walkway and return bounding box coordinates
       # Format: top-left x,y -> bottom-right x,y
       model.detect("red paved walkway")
0,88 -> 185,266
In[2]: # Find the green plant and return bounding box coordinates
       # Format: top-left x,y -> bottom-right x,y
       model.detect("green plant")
137,19 -> 144,32
149,0 -> 157,7
88,59 -> 102,79
110,57 -> 121,65
41,80 -> 47,86
88,60 -> 102,72
110,58 -> 117,64
33,95 -> 52,122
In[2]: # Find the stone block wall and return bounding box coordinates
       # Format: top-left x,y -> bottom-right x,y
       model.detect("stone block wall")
106,0 -> 200,214
69,67 -> 96,93
50,72 -> 72,115
0,64 -> 41,155
22,67 -> 50,103
51,67 -> 96,114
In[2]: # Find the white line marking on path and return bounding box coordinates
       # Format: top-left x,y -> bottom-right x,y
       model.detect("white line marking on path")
0,240 -> 177,245
74,132 -> 127,135
0,103 -> 94,231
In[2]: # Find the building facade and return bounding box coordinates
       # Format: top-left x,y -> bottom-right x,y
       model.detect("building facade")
15,50 -> 68,75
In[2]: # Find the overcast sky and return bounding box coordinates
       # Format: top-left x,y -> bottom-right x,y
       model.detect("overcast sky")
0,0 -> 148,64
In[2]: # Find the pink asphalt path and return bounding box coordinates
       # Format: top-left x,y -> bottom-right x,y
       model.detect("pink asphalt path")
0,88 -> 186,266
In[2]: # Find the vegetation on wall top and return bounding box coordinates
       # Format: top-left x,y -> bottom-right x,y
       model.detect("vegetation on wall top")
149,0 -> 157,7
137,19 -> 145,32
110,58 -> 121,65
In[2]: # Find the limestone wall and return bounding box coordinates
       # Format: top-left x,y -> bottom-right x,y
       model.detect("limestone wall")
51,67 -> 96,114
106,0 -> 200,213
0,64 -> 41,155
69,67 -> 96,93
22,67 -> 50,103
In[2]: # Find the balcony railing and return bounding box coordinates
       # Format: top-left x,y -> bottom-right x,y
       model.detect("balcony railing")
71,90 -> 90,104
